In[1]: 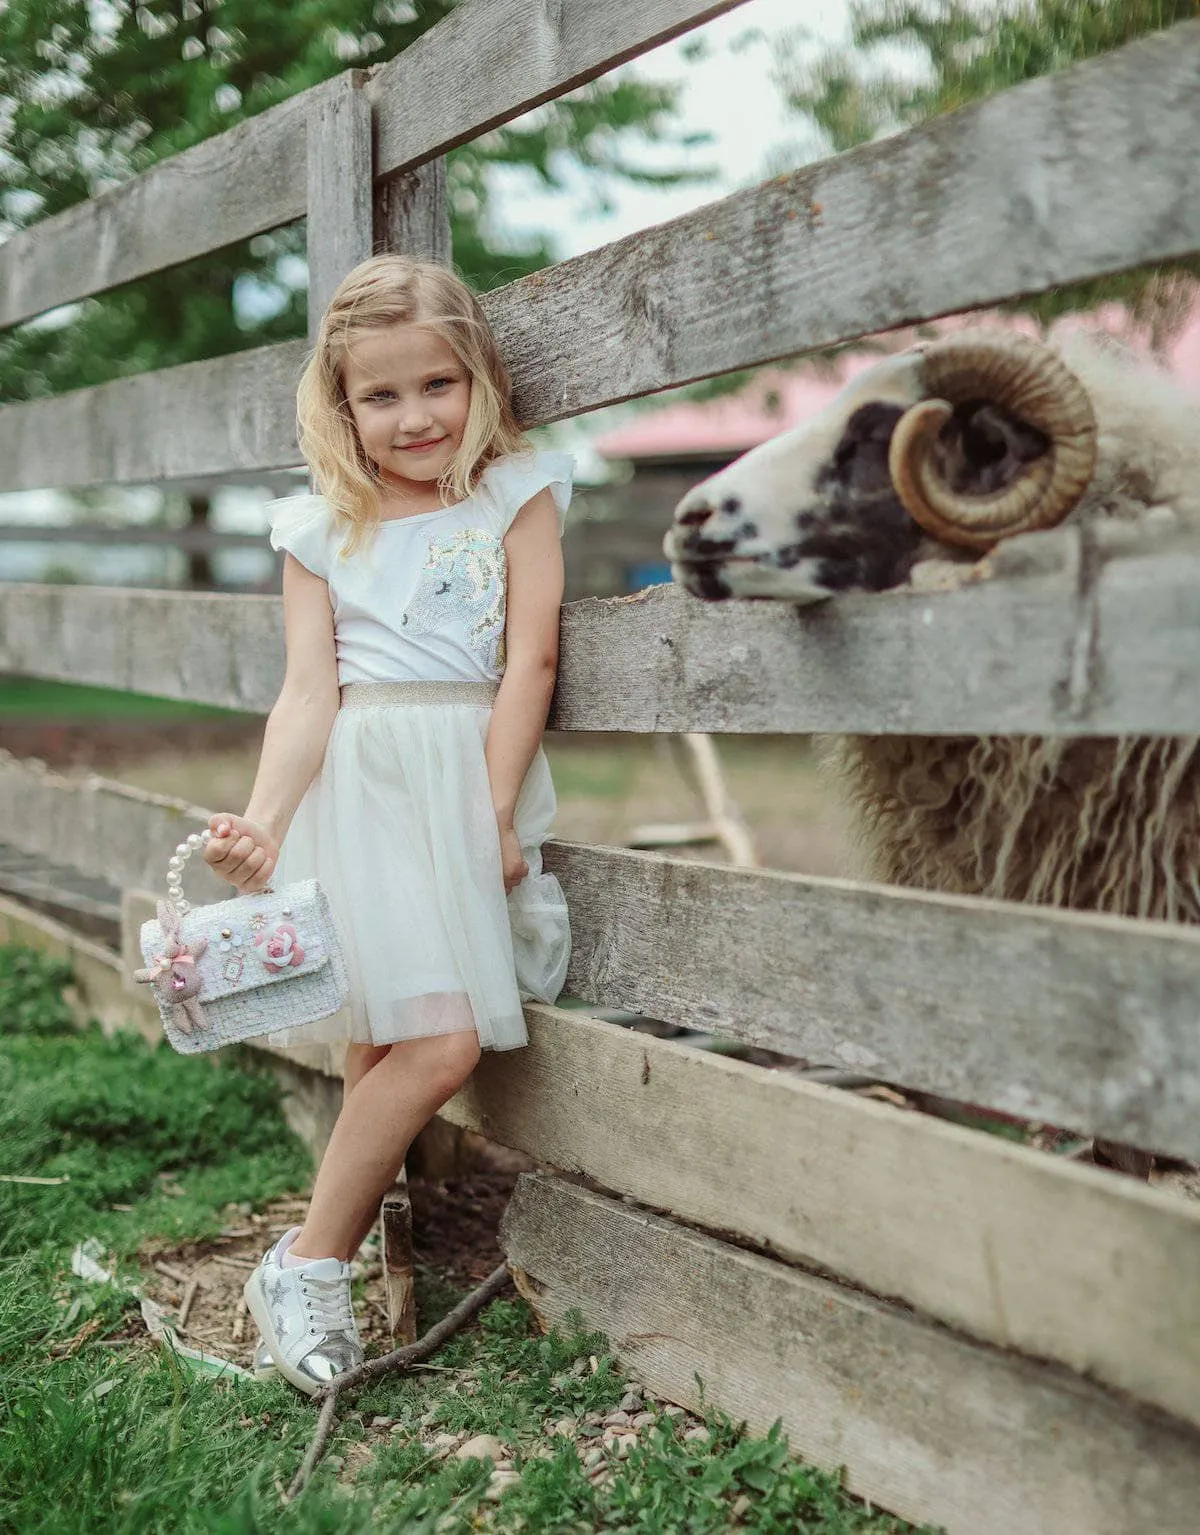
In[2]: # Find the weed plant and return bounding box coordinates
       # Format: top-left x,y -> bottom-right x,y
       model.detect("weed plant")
0,942 -> 935,1533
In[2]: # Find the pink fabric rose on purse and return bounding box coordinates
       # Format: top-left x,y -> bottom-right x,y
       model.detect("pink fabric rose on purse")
256,922 -> 305,973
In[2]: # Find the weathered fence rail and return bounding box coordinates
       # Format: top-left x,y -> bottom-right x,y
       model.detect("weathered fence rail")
499,1174 -> 1200,1535
6,544 -> 1200,734
4,3 -> 1200,1531
5,20 -> 1199,492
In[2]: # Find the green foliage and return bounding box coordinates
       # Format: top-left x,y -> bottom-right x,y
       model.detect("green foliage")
0,942 -> 311,1258
775,0 -> 1200,334
0,0 -> 707,403
781,0 -> 1199,149
0,945 -> 77,1038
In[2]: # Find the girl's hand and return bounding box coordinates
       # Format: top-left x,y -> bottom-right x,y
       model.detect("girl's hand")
497,821 -> 529,895
203,813 -> 279,895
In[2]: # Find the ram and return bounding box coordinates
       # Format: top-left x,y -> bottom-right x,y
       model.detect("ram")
663,329 -> 1200,1174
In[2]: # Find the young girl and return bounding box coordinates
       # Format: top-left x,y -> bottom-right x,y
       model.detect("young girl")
202,255 -> 572,1397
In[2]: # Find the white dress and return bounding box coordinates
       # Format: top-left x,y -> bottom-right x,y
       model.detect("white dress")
261,449 -> 574,1053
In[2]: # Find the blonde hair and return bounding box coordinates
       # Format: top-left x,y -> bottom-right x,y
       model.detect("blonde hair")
296,256 -> 530,558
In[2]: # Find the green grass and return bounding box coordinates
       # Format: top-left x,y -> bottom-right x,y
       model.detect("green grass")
0,675 -> 253,722
0,949 -> 310,1264
0,943 -> 936,1534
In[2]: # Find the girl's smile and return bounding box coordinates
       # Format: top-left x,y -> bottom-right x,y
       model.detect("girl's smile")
342,323 -> 471,504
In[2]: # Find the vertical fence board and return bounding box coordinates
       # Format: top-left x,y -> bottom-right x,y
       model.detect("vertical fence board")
380,1177 -> 418,1345
375,159 -> 452,264
306,71 -> 375,343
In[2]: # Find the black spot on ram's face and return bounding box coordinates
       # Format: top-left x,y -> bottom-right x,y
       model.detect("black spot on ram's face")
682,564 -> 734,601
796,402 -> 925,594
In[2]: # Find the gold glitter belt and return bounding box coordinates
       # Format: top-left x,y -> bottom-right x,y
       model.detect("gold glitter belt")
339,680 -> 499,710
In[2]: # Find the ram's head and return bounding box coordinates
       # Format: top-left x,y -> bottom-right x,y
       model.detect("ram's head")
663,331 -> 1099,603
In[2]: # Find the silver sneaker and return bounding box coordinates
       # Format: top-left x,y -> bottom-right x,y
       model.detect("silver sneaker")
243,1225 -> 363,1397
251,1334 -> 278,1380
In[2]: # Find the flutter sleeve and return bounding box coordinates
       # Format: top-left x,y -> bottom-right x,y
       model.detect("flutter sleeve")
266,493 -> 334,579
484,449 -> 575,537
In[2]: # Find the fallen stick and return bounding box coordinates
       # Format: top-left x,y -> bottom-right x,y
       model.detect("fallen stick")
285,1261 -> 512,1501
231,1293 -> 249,1343
177,1276 -> 202,1331
178,1327 -> 239,1349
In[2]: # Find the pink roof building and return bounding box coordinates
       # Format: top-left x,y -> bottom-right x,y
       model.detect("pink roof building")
594,307 -> 1200,465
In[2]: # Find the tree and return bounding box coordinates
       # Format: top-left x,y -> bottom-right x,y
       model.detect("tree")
773,0 -> 1200,342
1,0 -> 707,402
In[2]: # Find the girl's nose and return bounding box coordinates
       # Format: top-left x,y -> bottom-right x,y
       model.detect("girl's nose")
397,398 -> 433,431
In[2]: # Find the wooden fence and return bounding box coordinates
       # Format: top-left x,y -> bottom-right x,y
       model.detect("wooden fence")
3,4 -> 1200,1529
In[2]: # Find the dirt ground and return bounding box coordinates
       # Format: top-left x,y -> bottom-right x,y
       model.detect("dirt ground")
128,1169 -> 522,1373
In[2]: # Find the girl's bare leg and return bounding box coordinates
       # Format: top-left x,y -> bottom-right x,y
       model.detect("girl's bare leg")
342,1040 -> 392,1100
289,1029 -> 480,1262
281,1044 -> 390,1262
331,1041 -> 402,1258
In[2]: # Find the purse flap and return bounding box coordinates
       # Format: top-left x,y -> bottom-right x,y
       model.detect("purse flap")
139,879 -> 334,1003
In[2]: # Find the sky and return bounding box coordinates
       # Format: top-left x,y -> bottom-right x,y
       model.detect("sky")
491,0 -> 853,261
486,0 -> 859,475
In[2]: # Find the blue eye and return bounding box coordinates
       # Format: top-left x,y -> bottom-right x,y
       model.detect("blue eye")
365,391 -> 394,403
427,378 -> 451,391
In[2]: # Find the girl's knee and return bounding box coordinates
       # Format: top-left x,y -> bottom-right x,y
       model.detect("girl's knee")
430,1030 -> 481,1099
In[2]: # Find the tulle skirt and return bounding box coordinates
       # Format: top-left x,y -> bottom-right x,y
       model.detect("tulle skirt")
264,680 -> 570,1053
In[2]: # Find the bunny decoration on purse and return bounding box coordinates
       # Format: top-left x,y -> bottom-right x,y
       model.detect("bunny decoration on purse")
133,827 -> 350,1055
133,900 -> 209,1036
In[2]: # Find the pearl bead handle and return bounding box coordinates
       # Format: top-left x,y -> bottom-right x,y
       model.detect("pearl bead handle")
166,827 -> 275,916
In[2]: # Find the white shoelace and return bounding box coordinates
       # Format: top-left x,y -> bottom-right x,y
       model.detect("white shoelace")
299,1274 -> 358,1338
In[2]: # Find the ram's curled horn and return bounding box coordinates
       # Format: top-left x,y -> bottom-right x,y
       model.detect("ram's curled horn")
887,331 -> 1099,551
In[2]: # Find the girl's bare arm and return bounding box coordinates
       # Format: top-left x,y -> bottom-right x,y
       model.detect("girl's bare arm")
486,489 -> 563,891
204,554 -> 340,893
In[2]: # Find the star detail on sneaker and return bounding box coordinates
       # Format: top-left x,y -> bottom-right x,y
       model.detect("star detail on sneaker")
274,1311 -> 291,1338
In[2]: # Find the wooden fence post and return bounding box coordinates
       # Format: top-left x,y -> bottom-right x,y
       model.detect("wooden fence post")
375,157 -> 452,265
306,69 -> 374,343
306,67 -> 422,1344
375,133 -> 475,1203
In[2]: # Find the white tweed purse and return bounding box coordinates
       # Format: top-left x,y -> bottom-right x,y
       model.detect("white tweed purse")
134,828 -> 349,1055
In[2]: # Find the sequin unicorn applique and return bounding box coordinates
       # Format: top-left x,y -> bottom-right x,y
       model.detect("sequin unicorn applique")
402,528 -> 508,670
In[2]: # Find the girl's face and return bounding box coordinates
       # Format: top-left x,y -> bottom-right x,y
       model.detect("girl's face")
341,322 -> 472,497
